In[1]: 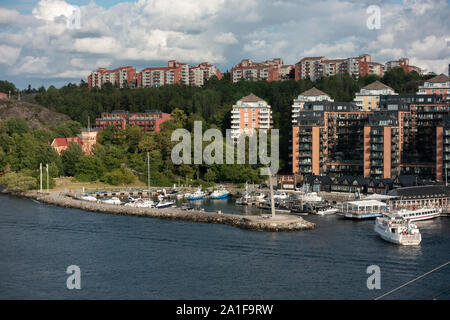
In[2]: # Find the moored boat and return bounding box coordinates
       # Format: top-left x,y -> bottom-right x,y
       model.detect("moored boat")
316,206 -> 339,216
102,197 -> 122,205
392,206 -> 441,221
186,189 -> 206,200
374,214 -> 422,245
209,187 -> 230,199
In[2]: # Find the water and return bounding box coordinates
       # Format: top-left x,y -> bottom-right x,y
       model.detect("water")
0,194 -> 449,300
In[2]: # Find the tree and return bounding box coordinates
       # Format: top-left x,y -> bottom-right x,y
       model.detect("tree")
61,142 -> 84,176
7,118 -> 29,135
75,156 -> 105,181
0,172 -> 36,192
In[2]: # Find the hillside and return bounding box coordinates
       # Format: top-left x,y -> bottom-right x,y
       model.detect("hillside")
0,99 -> 71,129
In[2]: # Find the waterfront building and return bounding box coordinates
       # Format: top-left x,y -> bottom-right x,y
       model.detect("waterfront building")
292,87 -> 334,124
95,110 -> 171,133
417,74 -> 450,103
230,58 -> 293,83
292,93 -> 450,181
354,81 -> 397,111
384,58 -> 422,74
51,128 -> 98,155
230,94 -> 272,140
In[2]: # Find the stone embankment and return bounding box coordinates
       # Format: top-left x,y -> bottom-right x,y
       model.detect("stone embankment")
18,191 -> 316,232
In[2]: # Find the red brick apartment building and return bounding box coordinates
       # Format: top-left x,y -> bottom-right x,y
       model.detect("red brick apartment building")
230,58 -> 293,83
294,54 -> 384,81
385,58 -> 422,74
89,61 -> 222,89
95,110 -> 171,133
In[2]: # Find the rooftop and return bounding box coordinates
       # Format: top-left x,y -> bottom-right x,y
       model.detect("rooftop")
300,87 -> 329,97
238,93 -> 265,103
426,73 -> 450,83
362,81 -> 393,91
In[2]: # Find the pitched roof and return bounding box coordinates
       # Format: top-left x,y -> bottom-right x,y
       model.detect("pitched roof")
300,87 -> 329,97
362,81 -> 393,91
239,93 -> 265,103
426,73 -> 450,83
52,138 -> 69,147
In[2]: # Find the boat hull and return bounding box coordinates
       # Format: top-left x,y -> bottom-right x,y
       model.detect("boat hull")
210,193 -> 229,199
374,224 -> 421,245
344,212 -> 382,219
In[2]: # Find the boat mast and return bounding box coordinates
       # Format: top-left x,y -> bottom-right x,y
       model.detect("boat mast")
268,168 -> 275,218
147,151 -> 150,199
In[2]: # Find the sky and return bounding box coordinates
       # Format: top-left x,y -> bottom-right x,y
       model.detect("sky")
0,0 -> 449,89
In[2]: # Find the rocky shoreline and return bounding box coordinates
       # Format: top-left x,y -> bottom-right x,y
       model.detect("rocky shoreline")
2,190 -> 316,232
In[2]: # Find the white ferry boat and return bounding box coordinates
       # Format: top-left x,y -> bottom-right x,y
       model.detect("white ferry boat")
393,207 -> 441,221
374,214 -> 422,245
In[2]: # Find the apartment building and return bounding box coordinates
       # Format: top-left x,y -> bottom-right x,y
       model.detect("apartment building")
95,110 -> 171,133
354,81 -> 397,111
88,66 -> 137,89
230,58 -> 292,83
292,94 -> 450,181
417,74 -> 450,102
230,94 -> 272,140
294,54 -> 384,81
89,61 -> 221,89
292,87 -> 334,124
385,58 -> 422,74
189,62 -> 223,86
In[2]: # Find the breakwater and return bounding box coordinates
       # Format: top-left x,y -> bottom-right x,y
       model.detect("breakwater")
14,191 -> 316,232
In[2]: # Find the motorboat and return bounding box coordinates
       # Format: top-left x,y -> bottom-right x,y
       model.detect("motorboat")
125,198 -> 154,208
273,191 -> 289,201
253,192 -> 267,201
301,192 -> 322,203
316,206 -> 339,216
186,189 -> 206,200
102,197 -> 122,205
392,206 -> 441,222
374,214 -> 421,245
153,200 -> 176,209
81,195 -> 98,202
209,187 -> 230,199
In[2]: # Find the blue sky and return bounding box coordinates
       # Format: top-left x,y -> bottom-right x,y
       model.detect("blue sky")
0,0 -> 449,89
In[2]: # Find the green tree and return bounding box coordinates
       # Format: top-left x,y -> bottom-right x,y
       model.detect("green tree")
61,142 -> 84,176
75,156 -> 105,181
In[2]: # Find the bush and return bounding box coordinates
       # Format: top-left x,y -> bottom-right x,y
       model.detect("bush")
0,172 -> 37,192
101,167 -> 136,185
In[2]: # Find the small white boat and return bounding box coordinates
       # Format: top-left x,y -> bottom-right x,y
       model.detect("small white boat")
102,197 -> 122,205
125,198 -> 154,208
392,207 -> 441,222
316,207 -> 338,216
81,195 -> 97,202
302,192 -> 322,203
374,214 -> 421,245
273,191 -> 289,201
153,200 -> 176,209
253,193 -> 266,201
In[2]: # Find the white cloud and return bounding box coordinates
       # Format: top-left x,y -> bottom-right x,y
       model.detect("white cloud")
32,0 -> 77,21
0,45 -> 21,65
0,0 -> 449,87
214,32 -> 238,44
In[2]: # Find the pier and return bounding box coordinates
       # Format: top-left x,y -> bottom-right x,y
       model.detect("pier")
23,191 -> 316,232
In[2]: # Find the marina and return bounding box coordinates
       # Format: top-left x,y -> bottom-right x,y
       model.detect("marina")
1,193 -> 448,299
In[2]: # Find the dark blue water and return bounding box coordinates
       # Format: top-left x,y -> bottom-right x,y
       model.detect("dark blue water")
0,194 -> 449,299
